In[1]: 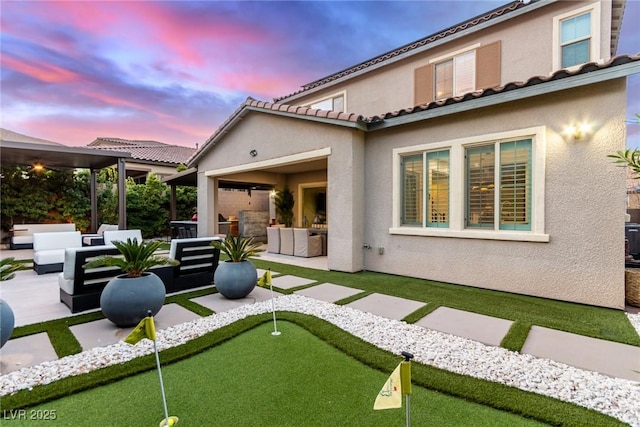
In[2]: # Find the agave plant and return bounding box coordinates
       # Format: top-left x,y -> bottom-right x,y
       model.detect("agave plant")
0,258 -> 27,281
83,238 -> 178,278
211,234 -> 262,262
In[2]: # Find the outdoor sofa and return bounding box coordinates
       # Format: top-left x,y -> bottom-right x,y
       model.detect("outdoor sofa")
32,231 -> 82,275
9,223 -> 76,249
58,236 -> 222,313
81,224 -> 119,246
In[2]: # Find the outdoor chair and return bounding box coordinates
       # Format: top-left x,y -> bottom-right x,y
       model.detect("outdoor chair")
293,228 -> 322,257
279,228 -> 294,255
168,237 -> 221,291
32,231 -> 82,275
266,227 -> 281,253
81,224 -> 118,246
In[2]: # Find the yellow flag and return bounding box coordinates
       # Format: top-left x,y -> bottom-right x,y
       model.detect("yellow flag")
257,270 -> 272,288
124,316 -> 156,345
373,362 -> 402,410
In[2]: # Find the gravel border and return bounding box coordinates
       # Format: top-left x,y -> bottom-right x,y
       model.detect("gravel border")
1,295 -> 639,425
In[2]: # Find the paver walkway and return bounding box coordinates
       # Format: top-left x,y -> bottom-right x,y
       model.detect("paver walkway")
1,269 -> 639,383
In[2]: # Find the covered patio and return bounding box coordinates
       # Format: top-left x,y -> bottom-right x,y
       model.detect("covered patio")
0,140 -> 131,232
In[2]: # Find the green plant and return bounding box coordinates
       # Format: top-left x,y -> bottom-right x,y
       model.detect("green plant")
0,257 -> 27,281
274,186 -> 295,227
83,238 -> 177,278
211,234 -> 262,262
609,148 -> 640,177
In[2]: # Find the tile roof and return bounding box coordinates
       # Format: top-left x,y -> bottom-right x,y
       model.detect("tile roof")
363,53 -> 640,123
0,128 -> 64,146
275,0 -> 529,102
88,137 -> 196,165
191,53 -> 639,166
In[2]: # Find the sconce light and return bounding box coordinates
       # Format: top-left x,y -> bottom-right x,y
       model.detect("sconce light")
32,162 -> 45,172
564,122 -> 591,140
249,149 -> 258,157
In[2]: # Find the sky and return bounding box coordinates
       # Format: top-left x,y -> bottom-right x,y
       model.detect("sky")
1,0 -> 639,149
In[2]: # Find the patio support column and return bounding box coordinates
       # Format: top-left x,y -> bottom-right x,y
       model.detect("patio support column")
117,158 -> 127,229
90,169 -> 98,233
170,184 -> 177,220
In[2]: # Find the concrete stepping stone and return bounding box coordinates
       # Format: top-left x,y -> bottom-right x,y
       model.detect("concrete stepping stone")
345,293 -> 426,320
415,307 -> 513,346
521,326 -> 640,381
192,286 -> 283,313
0,333 -> 58,374
271,275 -> 316,290
70,303 -> 201,350
295,283 -> 363,303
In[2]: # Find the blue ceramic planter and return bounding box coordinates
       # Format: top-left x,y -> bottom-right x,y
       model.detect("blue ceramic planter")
214,260 -> 257,299
100,273 -> 166,327
0,299 -> 15,348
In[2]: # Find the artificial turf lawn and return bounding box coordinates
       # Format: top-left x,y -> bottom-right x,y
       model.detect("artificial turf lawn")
3,314 -> 624,426
9,322 -> 549,427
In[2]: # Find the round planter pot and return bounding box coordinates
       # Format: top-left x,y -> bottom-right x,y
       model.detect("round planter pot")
100,273 -> 166,327
0,299 -> 15,348
214,260 -> 257,299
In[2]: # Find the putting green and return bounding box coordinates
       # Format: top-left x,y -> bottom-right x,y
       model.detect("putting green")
13,322 -> 547,426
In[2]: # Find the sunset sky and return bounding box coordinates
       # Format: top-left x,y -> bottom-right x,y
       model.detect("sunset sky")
1,0 -> 639,148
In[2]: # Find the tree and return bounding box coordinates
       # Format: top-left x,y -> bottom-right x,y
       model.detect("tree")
609,114 -> 640,175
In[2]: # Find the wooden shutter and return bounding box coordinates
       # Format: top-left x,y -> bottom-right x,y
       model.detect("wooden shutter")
476,40 -> 501,90
414,64 -> 433,106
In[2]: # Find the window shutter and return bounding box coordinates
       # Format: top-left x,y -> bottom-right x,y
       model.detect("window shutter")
414,64 -> 433,106
476,41 -> 501,90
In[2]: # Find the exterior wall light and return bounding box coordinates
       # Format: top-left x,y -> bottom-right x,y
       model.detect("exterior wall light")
564,123 -> 591,140
249,149 -> 258,157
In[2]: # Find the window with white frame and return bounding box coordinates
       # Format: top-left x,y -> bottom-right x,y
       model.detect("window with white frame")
309,94 -> 345,112
434,50 -> 475,100
393,127 -> 546,242
552,3 -> 601,70
560,12 -> 591,68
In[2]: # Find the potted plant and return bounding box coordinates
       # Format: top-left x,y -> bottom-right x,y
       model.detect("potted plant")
211,234 -> 262,299
0,258 -> 25,348
274,186 -> 295,227
83,238 -> 178,327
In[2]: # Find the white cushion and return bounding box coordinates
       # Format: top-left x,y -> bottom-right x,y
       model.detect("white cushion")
33,249 -> 65,265
103,230 -> 142,246
58,273 -> 74,295
33,231 -> 81,252
62,245 -> 112,280
169,236 -> 221,258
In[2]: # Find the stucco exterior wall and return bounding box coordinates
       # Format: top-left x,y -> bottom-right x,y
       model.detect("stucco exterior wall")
288,1 -> 613,118
363,79 -> 627,308
196,112 -> 365,272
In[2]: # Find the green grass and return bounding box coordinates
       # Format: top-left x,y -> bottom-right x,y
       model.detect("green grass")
3,258 -> 636,425
250,258 -> 640,348
3,319 -> 623,426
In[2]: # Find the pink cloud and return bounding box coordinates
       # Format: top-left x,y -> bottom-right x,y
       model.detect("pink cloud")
1,55 -> 81,83
80,90 -> 170,119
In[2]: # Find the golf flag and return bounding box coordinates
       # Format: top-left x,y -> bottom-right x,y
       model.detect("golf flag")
373,362 -> 402,410
124,316 -> 156,345
258,270 -> 272,287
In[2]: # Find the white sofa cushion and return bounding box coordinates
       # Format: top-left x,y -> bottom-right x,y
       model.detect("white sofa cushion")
33,231 -> 81,252
34,249 -> 66,265
103,229 -> 143,246
13,223 -> 75,245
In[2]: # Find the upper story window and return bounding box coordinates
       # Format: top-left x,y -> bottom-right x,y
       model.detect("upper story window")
434,51 -> 475,99
560,12 -> 591,68
414,41 -> 500,105
392,127 -> 548,242
307,93 -> 345,112
552,3 -> 601,71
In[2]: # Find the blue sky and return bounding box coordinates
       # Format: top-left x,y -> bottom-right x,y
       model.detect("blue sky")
1,0 -> 638,148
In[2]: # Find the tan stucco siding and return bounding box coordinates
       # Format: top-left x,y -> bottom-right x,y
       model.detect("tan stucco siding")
197,112 -> 366,272
363,78 -> 627,309
289,1 -> 613,118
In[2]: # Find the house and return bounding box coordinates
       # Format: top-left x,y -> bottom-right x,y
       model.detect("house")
189,0 -> 638,309
87,137 -> 196,183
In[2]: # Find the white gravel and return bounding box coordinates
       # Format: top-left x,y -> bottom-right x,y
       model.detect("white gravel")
2,295 -> 639,425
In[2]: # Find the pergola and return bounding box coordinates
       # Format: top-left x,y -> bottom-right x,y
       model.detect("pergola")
0,140 -> 131,232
